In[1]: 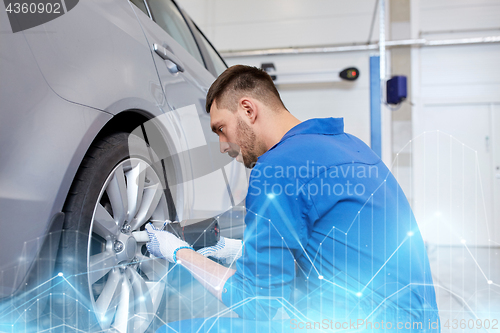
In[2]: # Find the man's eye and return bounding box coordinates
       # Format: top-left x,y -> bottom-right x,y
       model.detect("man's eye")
219,127 -> 223,133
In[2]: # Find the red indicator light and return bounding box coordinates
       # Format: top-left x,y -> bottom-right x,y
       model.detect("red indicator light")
339,67 -> 359,81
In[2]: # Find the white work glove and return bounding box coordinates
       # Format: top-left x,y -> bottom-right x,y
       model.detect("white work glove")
197,236 -> 243,265
145,222 -> 193,263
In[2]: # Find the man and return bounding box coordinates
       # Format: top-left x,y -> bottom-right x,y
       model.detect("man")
148,65 -> 440,332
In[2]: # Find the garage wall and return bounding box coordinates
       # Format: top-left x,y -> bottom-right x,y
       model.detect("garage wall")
177,0 -> 500,245
419,0 -> 500,38
220,52 -> 373,148
177,0 -> 383,148
412,0 -> 500,245
177,0 -> 380,50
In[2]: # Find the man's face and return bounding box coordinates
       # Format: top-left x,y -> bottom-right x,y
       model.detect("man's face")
210,104 -> 263,169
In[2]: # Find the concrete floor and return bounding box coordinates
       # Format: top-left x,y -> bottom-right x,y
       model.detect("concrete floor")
427,245 -> 500,332
165,246 -> 500,332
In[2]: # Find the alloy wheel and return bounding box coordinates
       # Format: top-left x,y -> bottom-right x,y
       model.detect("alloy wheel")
87,157 -> 170,332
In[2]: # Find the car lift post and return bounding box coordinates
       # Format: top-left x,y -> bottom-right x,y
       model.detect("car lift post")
370,55 -> 381,158
370,0 -> 385,158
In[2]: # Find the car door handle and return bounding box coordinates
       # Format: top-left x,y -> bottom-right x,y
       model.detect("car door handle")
153,43 -> 184,73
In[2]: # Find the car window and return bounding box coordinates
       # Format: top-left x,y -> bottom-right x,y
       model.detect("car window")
197,27 -> 227,76
129,0 -> 149,16
146,0 -> 204,66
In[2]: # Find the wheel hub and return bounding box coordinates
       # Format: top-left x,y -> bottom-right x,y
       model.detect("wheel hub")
114,233 -> 138,263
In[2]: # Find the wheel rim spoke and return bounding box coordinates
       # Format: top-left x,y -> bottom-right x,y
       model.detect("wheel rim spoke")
106,164 -> 128,228
150,195 -> 169,222
127,268 -> 154,331
130,183 -> 163,231
95,268 -> 122,330
89,250 -> 117,285
112,271 -> 134,333
145,280 -> 165,320
137,254 -> 169,281
125,161 -> 146,223
93,203 -> 119,238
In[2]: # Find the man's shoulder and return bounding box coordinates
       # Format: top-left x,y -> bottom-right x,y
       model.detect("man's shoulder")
258,131 -> 380,171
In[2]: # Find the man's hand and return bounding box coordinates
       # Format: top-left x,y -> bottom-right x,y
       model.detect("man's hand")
145,222 -> 193,263
197,236 -> 243,265
146,223 -> 237,301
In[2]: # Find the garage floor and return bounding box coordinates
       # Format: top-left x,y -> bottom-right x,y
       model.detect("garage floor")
165,246 -> 500,332
428,245 -> 500,332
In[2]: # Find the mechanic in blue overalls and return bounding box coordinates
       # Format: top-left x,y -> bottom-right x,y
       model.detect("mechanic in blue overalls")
146,65 -> 440,332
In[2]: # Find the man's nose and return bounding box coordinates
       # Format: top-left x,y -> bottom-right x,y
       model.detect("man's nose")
219,140 -> 230,154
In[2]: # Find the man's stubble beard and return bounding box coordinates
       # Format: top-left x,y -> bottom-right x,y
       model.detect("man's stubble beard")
236,116 -> 267,169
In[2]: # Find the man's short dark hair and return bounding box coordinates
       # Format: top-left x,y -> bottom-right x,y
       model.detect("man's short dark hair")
205,65 -> 286,113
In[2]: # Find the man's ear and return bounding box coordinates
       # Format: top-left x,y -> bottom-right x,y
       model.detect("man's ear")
239,98 -> 257,124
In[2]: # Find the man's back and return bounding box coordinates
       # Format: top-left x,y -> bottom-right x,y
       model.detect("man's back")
231,117 -> 439,330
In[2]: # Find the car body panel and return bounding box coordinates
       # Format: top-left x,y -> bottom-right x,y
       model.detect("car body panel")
23,0 -> 164,113
0,0 -> 246,301
130,2 -> 248,221
0,15 -> 112,296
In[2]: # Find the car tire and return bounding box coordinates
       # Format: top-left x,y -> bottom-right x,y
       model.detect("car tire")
52,131 -> 174,332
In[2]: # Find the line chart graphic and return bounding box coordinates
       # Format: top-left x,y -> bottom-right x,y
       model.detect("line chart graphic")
0,130 -> 499,333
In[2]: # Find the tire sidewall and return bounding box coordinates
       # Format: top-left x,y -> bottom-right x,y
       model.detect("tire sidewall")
55,132 -> 169,332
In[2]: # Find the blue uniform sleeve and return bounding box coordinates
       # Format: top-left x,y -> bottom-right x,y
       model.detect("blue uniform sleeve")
221,164 -> 310,320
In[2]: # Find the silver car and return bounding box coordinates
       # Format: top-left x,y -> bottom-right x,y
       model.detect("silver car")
0,0 -> 246,331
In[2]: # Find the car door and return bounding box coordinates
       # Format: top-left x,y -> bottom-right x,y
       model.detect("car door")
186,18 -> 250,237
129,0 -> 247,233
